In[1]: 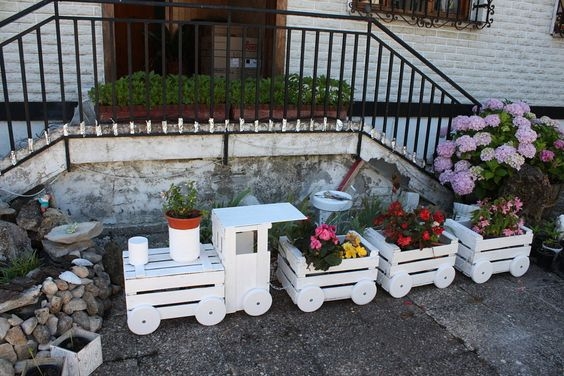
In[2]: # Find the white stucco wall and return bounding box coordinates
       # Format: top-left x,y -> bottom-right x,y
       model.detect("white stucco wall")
287,0 -> 564,106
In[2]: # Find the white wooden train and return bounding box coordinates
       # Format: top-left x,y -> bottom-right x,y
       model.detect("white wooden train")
122,203 -> 383,335
122,203 -> 310,335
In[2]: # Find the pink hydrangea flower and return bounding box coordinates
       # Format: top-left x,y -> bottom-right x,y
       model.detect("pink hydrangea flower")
540,149 -> 555,162
436,140 -> 456,157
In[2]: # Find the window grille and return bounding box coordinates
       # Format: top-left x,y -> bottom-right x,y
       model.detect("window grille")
350,0 -> 494,30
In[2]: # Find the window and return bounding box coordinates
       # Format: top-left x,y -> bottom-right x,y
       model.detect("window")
552,0 -> 564,37
351,0 -> 494,29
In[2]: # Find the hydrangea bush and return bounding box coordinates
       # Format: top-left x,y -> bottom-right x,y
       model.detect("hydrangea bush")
434,99 -> 564,199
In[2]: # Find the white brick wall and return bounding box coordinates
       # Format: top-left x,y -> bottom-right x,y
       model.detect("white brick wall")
287,0 -> 564,107
0,0 -> 103,103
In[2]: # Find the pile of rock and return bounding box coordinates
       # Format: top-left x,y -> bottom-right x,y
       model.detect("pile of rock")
0,198 -> 120,375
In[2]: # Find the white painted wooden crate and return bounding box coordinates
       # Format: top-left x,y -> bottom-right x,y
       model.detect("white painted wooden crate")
123,244 -> 226,334
363,228 -> 458,298
50,327 -> 102,376
276,231 -> 379,312
445,219 -> 533,283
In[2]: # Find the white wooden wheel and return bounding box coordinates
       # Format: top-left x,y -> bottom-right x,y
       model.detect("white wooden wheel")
243,288 -> 273,316
351,280 -> 377,305
471,260 -> 493,284
388,271 -> 412,298
509,256 -> 530,277
196,297 -> 226,326
434,265 -> 456,289
297,286 -> 325,312
127,304 -> 161,335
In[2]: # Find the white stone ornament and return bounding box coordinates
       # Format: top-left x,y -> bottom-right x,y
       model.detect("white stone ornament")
162,120 -> 168,134
254,120 -> 259,132
129,121 -> 135,134
71,258 -> 93,267
336,119 -> 343,131
59,271 -> 82,285
209,118 -> 215,133
146,120 -> 151,134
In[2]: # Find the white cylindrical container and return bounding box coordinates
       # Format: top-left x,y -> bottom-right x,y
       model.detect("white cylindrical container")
128,236 -> 149,266
169,226 -> 200,263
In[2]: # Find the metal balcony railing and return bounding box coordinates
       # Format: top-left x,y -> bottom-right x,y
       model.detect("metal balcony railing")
0,0 -> 479,175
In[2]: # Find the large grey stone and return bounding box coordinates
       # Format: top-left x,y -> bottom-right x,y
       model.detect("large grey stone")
56,313 -> 73,336
0,344 -> 17,365
41,239 -> 94,261
15,200 -> 42,231
20,317 -> 38,336
44,221 -> 103,244
0,317 -> 10,341
4,326 -> 26,346
37,208 -> 69,239
63,298 -> 87,315
0,221 -> 32,262
0,357 -> 14,376
32,324 -> 51,345
0,200 -> 15,216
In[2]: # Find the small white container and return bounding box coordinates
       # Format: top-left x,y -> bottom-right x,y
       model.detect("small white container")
128,236 -> 149,266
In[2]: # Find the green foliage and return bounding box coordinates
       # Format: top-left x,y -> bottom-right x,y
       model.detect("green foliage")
161,181 -> 201,219
199,188 -> 251,243
0,251 -> 41,284
90,72 -> 352,109
532,218 -> 562,247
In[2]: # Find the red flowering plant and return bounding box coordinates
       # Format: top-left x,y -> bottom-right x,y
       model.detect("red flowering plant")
373,201 -> 446,251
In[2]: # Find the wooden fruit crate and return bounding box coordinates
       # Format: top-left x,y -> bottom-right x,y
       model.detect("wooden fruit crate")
276,231 -> 379,312
122,244 -> 226,334
445,219 -> 533,283
363,228 -> 458,298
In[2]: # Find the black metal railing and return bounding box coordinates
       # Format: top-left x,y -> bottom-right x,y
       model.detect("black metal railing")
0,0 -> 479,175
554,0 -> 564,37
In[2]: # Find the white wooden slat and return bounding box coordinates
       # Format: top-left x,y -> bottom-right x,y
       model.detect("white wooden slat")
410,270 -> 437,287
126,285 -> 224,309
466,245 -> 531,263
125,271 -> 225,295
323,285 -> 354,301
455,256 -> 473,276
364,228 -> 457,265
377,273 -> 392,292
294,269 -> 377,290
212,202 -> 306,228
157,302 -> 198,321
277,254 -> 300,289
134,264 -> 145,278
276,268 -> 299,304
279,237 -> 307,276
388,255 -> 456,276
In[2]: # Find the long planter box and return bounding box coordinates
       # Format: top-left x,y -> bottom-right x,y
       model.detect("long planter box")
363,228 -> 458,298
123,244 -> 226,333
276,231 -> 379,312
98,104 -> 228,123
445,219 -> 533,283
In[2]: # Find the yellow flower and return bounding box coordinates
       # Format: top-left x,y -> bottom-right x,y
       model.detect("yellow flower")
342,242 -> 357,258
356,245 -> 367,257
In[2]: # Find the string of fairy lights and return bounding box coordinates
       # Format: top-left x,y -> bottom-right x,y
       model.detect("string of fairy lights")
3,116 -> 428,172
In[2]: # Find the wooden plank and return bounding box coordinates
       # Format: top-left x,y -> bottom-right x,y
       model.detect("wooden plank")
466,245 -> 530,263
410,270 -> 436,287
388,255 -> 456,276
455,256 -> 473,276
323,285 -> 354,301
294,269 -> 377,290
276,267 -> 299,304
125,285 -> 224,309
125,271 -> 225,294
157,303 -> 198,321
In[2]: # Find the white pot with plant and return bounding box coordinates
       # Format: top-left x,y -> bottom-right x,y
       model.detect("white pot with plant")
161,181 -> 203,263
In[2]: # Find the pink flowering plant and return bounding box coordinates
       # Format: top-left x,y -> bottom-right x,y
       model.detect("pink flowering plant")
303,224 -> 344,271
434,99 -> 564,199
470,196 -> 525,238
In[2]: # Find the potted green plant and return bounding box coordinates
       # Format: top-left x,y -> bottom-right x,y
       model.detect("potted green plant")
161,181 -> 203,263
89,73 -> 228,123
532,218 -> 563,270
